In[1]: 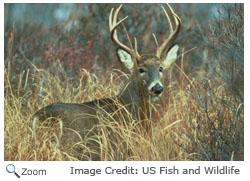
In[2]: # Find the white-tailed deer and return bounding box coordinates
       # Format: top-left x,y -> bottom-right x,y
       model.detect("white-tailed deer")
32,4 -> 181,160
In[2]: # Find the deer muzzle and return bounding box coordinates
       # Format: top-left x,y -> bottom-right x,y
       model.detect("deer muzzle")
151,83 -> 163,95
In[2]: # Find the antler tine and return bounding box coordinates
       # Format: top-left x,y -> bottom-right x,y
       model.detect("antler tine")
152,33 -> 159,48
166,3 -> 182,27
162,5 -> 173,32
134,37 -> 140,58
109,8 -> 114,30
155,3 -> 182,59
109,5 -> 141,59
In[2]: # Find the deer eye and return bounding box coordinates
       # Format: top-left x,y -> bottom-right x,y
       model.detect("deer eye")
159,67 -> 163,72
139,68 -> 146,74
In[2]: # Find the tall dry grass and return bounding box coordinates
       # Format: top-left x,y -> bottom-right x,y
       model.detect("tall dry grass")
4,56 -> 243,161
4,4 -> 243,161
4,60 -> 184,161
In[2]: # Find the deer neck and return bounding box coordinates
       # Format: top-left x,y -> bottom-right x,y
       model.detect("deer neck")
118,74 -> 152,119
119,75 -> 146,103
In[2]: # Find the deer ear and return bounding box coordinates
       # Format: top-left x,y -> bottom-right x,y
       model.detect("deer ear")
163,44 -> 179,68
117,49 -> 134,72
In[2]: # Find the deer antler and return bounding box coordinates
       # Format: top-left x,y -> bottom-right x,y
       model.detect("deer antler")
109,5 -> 141,60
155,4 -> 182,59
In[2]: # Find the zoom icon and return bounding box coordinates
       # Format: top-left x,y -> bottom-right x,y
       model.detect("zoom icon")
6,164 -> 20,178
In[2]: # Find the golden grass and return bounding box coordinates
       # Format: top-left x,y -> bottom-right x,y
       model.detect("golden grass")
4,55 -> 244,161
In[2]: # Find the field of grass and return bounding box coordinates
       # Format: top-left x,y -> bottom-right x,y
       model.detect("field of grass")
4,3 -> 244,161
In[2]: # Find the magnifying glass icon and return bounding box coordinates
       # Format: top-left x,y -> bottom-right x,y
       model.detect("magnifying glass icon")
6,164 -> 20,178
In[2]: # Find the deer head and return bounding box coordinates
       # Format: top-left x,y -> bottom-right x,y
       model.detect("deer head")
109,4 -> 181,101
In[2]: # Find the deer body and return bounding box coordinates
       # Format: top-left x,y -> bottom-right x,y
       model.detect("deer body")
32,4 -> 181,160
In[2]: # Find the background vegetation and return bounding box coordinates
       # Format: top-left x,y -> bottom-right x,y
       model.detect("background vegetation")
4,3 -> 243,161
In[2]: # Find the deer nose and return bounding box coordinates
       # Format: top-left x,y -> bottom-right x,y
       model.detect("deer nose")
151,84 -> 163,95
